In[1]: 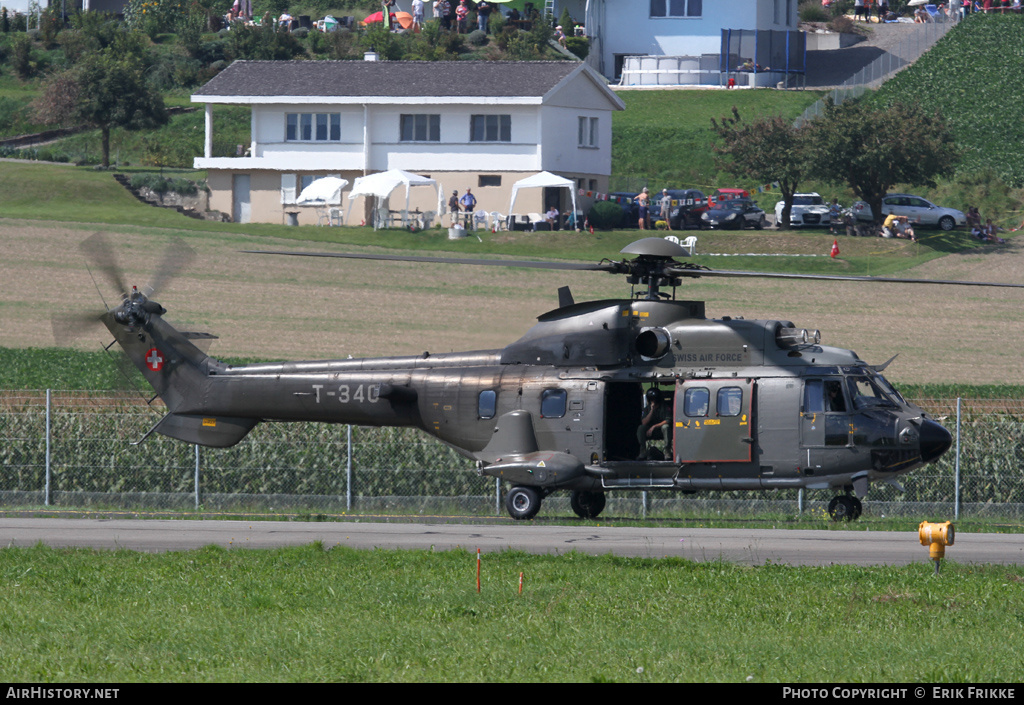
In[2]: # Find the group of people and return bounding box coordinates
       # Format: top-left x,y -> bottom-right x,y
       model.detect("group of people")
967,206 -> 1007,243
447,188 -> 478,226
430,0 -> 494,33
842,0 -> 1021,22
631,187 -> 675,230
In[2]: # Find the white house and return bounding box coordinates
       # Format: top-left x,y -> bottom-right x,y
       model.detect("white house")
192,60 -> 625,225
549,0 -> 801,81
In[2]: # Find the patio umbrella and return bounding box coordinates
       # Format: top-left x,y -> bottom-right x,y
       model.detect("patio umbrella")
907,0 -> 929,5
394,11 -> 414,28
297,176 -> 349,204
363,10 -> 384,23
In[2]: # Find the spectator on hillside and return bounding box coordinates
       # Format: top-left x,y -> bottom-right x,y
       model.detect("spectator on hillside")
966,206 -> 982,230
983,219 -> 1006,243
455,0 -> 469,32
477,0 -> 492,32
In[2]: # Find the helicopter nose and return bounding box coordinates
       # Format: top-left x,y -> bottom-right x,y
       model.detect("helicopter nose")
920,419 -> 953,463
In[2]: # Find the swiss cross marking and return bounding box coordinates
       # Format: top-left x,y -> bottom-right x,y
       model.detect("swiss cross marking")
145,348 -> 164,372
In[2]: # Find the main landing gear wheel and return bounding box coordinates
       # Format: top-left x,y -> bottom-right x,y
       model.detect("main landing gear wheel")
570,490 -> 607,520
506,486 -> 542,521
828,495 -> 863,522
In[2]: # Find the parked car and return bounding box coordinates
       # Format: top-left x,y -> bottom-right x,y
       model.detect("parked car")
708,187 -> 750,207
701,198 -> 766,230
608,191 -> 640,228
657,188 -> 708,229
852,194 -> 966,231
774,192 -> 831,228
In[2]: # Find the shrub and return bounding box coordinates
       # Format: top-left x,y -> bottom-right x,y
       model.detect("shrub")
565,36 -> 588,59
798,1 -> 829,22
467,29 -> 487,46
828,15 -> 855,34
587,200 -> 624,230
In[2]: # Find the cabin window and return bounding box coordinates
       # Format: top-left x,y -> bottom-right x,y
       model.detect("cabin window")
478,390 -> 497,419
717,387 -> 743,417
804,379 -> 848,413
540,388 -> 567,418
683,387 -> 709,417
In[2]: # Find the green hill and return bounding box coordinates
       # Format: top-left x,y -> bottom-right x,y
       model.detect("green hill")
870,13 -> 1024,188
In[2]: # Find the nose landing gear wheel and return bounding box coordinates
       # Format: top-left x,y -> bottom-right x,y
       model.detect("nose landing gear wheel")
506,486 -> 541,520
828,495 -> 863,522
570,490 -> 607,520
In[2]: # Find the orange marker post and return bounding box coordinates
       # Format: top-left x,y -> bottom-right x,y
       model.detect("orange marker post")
518,571 -> 523,595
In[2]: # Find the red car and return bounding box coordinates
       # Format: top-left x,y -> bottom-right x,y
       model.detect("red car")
709,188 -> 751,207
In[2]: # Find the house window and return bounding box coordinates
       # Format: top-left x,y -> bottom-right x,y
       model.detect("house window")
286,113 -> 341,142
578,116 -> 598,148
400,114 -> 440,142
478,175 -> 502,187
650,0 -> 702,18
470,114 -> 511,143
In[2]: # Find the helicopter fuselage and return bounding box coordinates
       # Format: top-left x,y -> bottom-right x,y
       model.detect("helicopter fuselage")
104,294 -> 951,521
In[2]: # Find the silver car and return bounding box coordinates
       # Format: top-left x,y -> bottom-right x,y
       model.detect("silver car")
852,194 -> 965,231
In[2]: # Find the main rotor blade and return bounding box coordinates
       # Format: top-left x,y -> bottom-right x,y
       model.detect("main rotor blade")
80,232 -> 127,298
666,266 -> 1024,289
145,237 -> 196,299
242,249 -> 619,272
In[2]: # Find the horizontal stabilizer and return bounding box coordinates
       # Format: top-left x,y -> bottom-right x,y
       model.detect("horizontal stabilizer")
152,412 -> 258,448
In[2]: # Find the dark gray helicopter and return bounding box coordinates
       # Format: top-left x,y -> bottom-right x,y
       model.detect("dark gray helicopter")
80,234 -> 1023,522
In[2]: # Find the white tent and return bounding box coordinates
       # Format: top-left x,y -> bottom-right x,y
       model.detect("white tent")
508,171 -> 579,230
297,176 -> 348,205
347,169 -> 443,229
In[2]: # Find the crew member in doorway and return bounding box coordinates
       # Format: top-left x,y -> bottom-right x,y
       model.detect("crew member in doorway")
637,388 -> 670,460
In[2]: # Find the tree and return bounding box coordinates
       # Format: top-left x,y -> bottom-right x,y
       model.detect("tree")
711,107 -> 810,229
32,33 -> 167,167
805,98 -> 960,224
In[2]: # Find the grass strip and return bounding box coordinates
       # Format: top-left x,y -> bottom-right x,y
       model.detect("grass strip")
0,543 -> 1021,682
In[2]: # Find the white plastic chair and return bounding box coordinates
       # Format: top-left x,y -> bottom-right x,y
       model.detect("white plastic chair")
681,235 -> 697,256
473,210 -> 489,230
328,208 -> 342,226
663,235 -> 680,244
421,210 -> 436,228
490,212 -> 505,230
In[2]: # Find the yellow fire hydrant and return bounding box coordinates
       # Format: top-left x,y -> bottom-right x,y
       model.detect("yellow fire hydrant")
919,521 -> 955,575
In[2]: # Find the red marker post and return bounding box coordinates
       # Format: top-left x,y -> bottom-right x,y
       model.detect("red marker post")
476,548 -> 481,593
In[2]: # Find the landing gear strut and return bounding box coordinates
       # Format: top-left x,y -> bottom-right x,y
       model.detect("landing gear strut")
828,494 -> 863,522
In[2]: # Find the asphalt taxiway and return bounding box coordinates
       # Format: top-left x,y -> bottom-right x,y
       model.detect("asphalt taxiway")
3,518 -> 1024,566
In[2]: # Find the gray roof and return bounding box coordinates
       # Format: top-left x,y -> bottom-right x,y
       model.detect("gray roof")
193,60 -> 587,99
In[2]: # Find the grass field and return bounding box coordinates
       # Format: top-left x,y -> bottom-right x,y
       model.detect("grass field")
0,543 -> 1021,682
2,166 -> 1023,387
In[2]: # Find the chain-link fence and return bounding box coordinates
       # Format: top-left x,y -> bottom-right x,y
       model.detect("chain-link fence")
2,391 -> 1023,519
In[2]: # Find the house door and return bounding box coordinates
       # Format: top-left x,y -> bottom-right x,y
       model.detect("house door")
233,174 -> 251,224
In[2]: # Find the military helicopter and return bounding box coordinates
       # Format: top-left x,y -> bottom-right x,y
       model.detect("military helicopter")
76,234 -> 1024,522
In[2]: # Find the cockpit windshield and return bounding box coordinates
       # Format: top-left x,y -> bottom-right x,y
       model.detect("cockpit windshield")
871,373 -> 907,406
846,376 -> 898,410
